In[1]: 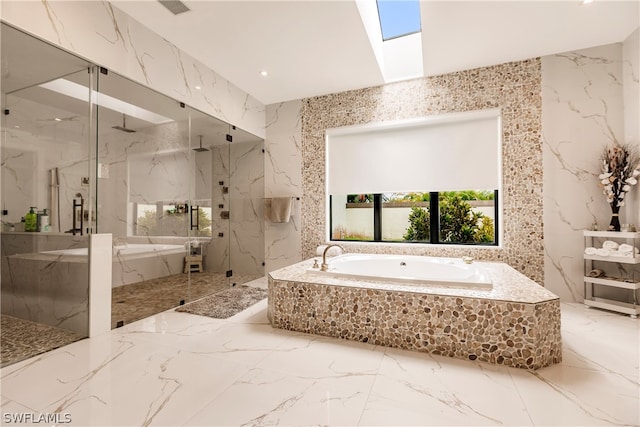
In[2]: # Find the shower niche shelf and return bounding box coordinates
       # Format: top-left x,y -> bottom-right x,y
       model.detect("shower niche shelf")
583,230 -> 640,318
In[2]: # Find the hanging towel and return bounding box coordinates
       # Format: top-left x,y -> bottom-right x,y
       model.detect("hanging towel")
269,197 -> 293,223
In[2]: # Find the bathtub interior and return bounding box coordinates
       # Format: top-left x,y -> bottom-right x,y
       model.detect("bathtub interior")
308,253 -> 493,289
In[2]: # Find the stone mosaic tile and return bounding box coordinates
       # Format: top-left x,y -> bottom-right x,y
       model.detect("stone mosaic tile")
112,271 -> 261,328
268,258 -> 561,370
300,59 -> 543,284
176,286 -> 268,319
1,314 -> 84,368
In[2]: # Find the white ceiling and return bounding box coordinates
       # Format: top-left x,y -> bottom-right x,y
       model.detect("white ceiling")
58,2 -> 640,105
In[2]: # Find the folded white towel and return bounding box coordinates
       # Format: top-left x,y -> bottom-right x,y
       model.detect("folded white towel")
602,240 -> 619,250
584,247 -> 598,255
617,244 -> 638,253
316,245 -> 343,257
595,248 -> 610,257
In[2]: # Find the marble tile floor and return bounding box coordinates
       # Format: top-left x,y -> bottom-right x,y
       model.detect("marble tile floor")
0,284 -> 637,426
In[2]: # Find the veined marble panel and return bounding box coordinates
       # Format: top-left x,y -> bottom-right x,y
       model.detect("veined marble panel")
230,140 -> 265,276
1,1 -> 265,138
542,44 -> 625,302
1,233 -> 90,335
264,101 -> 303,273
624,29 -> 640,223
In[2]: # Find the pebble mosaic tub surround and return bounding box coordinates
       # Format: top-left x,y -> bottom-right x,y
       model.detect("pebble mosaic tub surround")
300,59 -> 544,284
268,258 -> 561,370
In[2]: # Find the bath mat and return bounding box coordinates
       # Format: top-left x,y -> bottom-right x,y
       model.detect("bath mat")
175,286 -> 268,319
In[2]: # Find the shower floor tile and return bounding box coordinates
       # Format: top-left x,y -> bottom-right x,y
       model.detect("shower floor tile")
111,271 -> 261,329
1,272 -> 260,367
0,314 -> 84,368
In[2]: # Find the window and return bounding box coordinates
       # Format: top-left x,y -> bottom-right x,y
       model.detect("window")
133,201 -> 212,237
330,191 -> 498,245
326,110 -> 502,247
376,0 -> 421,41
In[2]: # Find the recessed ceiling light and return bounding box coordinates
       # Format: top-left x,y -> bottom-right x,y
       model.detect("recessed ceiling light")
54,118 -> 62,122
582,0 -> 594,4
14,125 -> 20,128
260,70 -> 268,77
195,85 -> 202,90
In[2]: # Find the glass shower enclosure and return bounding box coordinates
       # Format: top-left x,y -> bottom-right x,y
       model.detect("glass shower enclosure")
0,23 -> 264,367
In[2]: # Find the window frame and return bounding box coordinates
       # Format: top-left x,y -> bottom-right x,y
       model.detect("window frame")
329,190 -> 500,246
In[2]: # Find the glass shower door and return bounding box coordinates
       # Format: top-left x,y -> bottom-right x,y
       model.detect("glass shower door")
94,70 -> 192,327
187,109 -> 232,298
1,23 -> 94,366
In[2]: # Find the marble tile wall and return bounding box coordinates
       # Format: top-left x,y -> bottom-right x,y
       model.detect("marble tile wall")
1,119 -> 89,233
1,233 -> 90,335
264,101 -> 303,273
0,1 -> 265,139
624,29 -> 640,218
229,140 -> 265,276
300,60 -> 544,284
542,43 -> 630,302
208,145 -> 231,274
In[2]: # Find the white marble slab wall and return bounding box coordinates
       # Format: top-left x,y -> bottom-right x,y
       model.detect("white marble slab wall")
229,140 -> 265,277
1,1 -> 265,139
207,145 -> 230,274
623,29 -> 640,222
264,101 -> 303,273
1,233 -> 90,335
1,127 -> 88,234
97,121 -> 192,238
542,44 -> 625,302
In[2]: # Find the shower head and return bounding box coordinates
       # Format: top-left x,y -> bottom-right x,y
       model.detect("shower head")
113,114 -> 136,133
192,135 -> 209,152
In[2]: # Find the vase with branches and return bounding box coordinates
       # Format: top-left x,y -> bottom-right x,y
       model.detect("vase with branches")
600,144 -> 640,231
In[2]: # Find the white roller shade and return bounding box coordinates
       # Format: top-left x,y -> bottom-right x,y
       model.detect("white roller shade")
326,109 -> 501,194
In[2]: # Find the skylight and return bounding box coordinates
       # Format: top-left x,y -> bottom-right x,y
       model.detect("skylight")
376,0 -> 421,41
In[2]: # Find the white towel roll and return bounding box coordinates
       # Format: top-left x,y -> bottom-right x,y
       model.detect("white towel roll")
588,269 -> 605,277
617,243 -> 638,253
584,247 -> 598,255
602,240 -> 619,250
595,248 -> 610,257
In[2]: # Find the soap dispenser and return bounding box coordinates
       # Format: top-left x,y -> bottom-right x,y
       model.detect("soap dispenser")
25,207 -> 37,232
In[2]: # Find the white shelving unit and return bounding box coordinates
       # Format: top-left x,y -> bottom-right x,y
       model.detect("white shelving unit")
584,230 -> 640,318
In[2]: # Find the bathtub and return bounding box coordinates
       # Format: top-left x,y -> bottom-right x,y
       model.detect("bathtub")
308,253 -> 492,289
42,243 -> 185,260
269,256 -> 562,370
38,243 -> 186,287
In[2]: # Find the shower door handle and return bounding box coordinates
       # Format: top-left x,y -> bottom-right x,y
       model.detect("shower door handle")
190,206 -> 199,230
